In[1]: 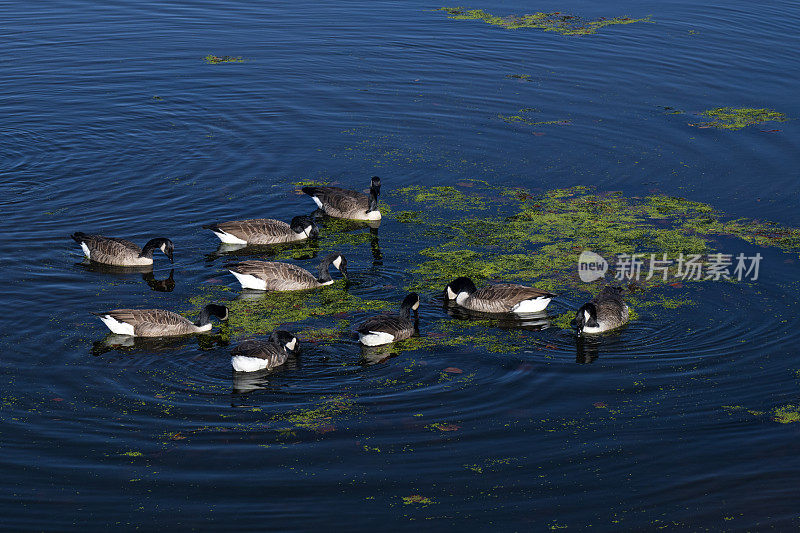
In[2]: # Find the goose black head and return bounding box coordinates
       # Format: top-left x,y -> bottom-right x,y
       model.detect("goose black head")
401,292 -> 420,313
270,330 -> 299,354
573,303 -> 599,337
197,304 -> 229,326
142,237 -> 174,263
444,277 -> 477,302
290,215 -> 318,238
328,253 -> 348,277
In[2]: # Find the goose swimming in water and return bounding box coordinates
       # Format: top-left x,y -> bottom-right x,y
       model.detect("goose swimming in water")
357,293 -> 420,346
226,253 -> 347,291
574,286 -> 629,336
72,232 -> 174,267
302,176 -> 381,221
203,215 -> 318,245
444,277 -> 555,314
93,304 -> 228,337
231,330 -> 300,372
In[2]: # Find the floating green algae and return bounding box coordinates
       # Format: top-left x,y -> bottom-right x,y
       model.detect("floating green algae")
772,404 -> 800,424
499,109 -> 570,127
437,7 -> 651,36
272,394 -> 359,433
505,74 -> 532,81
204,54 -> 244,65
188,284 -> 390,338
690,107 -> 788,130
394,184 -> 800,298
402,495 -> 434,505
396,185 -> 486,210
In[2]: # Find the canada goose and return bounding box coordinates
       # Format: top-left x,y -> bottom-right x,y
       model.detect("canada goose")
444,277 -> 555,314
203,215 -> 318,245
231,330 -> 299,372
357,293 -> 420,346
573,286 -> 629,335
302,176 -> 381,221
227,253 -> 347,291
92,304 -> 228,337
71,232 -> 174,267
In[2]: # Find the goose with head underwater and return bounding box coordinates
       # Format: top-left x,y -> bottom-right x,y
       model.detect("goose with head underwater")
231,330 -> 300,372
203,215 -> 318,245
573,286 -> 629,336
302,176 -> 381,221
93,304 -> 228,337
226,253 -> 347,291
71,232 -> 174,267
357,293 -> 420,346
444,277 -> 555,314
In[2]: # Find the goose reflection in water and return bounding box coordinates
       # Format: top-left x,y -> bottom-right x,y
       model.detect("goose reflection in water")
358,317 -> 420,365
230,355 -> 302,398
91,331 -> 228,356
142,269 -> 175,292
77,262 -> 176,293
442,299 -> 552,331
575,336 -> 600,364
204,237 -> 320,264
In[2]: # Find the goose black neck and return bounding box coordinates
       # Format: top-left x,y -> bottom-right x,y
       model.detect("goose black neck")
196,307 -> 213,326
317,260 -> 333,283
140,239 -> 159,258
399,302 -> 418,320
367,188 -> 378,213
196,304 -> 227,326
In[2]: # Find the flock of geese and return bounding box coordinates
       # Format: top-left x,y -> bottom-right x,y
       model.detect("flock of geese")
73,177 -> 629,372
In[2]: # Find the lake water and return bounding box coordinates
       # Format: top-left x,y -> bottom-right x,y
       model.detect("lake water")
2,0 -> 800,529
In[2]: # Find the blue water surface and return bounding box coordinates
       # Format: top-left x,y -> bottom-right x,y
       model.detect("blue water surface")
2,0 -> 799,530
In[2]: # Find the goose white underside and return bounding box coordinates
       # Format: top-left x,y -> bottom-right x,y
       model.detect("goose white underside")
511,297 -> 551,314
581,325 -> 603,334
231,356 -> 269,372
98,315 -> 135,336
358,331 -> 395,346
211,230 -> 247,245
80,242 -> 91,258
229,270 -> 267,290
